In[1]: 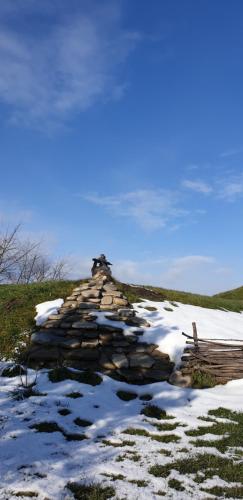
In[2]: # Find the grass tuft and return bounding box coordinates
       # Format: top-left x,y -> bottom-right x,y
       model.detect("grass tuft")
66,392 -> 83,399
141,405 -> 174,420
58,408 -> 71,416
74,417 -> 92,427
168,479 -> 185,491
191,370 -> 217,389
67,481 -> 115,499
116,390 -> 137,401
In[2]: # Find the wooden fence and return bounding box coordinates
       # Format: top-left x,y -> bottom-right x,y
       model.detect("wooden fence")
180,322 -> 243,383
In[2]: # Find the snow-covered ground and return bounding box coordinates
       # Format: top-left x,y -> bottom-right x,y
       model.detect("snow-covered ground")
1,299 -> 243,499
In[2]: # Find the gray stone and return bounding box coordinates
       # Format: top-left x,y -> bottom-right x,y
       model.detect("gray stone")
111,353 -> 129,369
129,353 -> 154,368
169,370 -> 191,388
102,291 -> 122,298
60,322 -> 73,328
112,341 -> 130,347
43,320 -> 61,328
66,330 -> 98,339
28,347 -> 61,360
98,324 -> 123,334
100,305 -> 117,311
47,314 -> 64,320
118,308 -> 135,317
125,335 -> 137,343
81,339 -> 99,348
99,334 -> 113,344
81,290 -> 101,299
103,283 -> 117,291
63,348 -> 99,360
99,354 -> 115,370
113,297 -> 129,306
78,303 -> 98,309
31,332 -> 67,345
145,369 -> 172,381
63,301 -> 77,308
72,321 -> 98,330
125,317 -> 150,327
59,338 -> 81,349
101,295 -> 113,305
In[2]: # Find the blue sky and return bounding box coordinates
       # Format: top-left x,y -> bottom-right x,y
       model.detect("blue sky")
1,0 -> 243,294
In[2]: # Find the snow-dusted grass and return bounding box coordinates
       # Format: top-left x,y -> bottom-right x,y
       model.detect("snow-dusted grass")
1,299 -> 243,499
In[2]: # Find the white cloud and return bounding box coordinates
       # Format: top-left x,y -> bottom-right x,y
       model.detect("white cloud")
218,175 -> 243,201
85,189 -> 188,230
0,1 -> 139,128
182,179 -> 213,194
70,254 -> 238,295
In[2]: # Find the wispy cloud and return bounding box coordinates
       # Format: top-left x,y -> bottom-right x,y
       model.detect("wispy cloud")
0,1 -> 139,128
219,148 -> 243,158
182,179 -> 213,194
217,174 -> 243,201
84,189 -> 188,230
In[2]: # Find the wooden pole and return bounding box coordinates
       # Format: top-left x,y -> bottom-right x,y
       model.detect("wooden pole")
192,322 -> 199,349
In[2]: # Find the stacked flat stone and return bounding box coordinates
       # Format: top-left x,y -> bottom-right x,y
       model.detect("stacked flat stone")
28,274 -> 174,384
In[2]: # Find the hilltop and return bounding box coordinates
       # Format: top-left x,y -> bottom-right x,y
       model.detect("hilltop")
1,279 -> 243,360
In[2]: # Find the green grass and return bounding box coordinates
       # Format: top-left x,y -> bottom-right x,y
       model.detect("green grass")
186,407 -> 243,452
123,428 -> 150,437
128,479 -> 149,487
123,427 -> 180,443
116,281 -> 243,312
102,439 -> 136,447
168,479 -> 185,491
191,370 -> 217,389
140,405 -> 174,420
201,485 -> 243,498
66,482 -> 115,499
0,280 -> 78,359
149,453 -> 243,482
215,286 -> 243,300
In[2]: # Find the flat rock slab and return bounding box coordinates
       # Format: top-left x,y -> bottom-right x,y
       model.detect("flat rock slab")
31,332 -> 66,344
111,353 -> 129,368
113,297 -> 129,306
72,321 -> 98,330
63,348 -> 99,360
78,303 -> 98,309
125,317 -> 150,327
129,353 -> 155,368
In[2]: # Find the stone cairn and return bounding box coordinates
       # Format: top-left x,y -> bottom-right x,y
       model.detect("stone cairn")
28,255 -> 174,384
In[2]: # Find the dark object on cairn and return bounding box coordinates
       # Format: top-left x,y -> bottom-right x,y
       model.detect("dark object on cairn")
91,254 -> 112,278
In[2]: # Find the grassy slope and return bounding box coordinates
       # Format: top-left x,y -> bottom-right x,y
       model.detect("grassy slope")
117,282 -> 243,313
0,280 -> 243,359
214,286 -> 243,300
0,280 -> 78,359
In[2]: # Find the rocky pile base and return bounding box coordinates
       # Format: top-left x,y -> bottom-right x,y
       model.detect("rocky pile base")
27,275 -> 174,384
